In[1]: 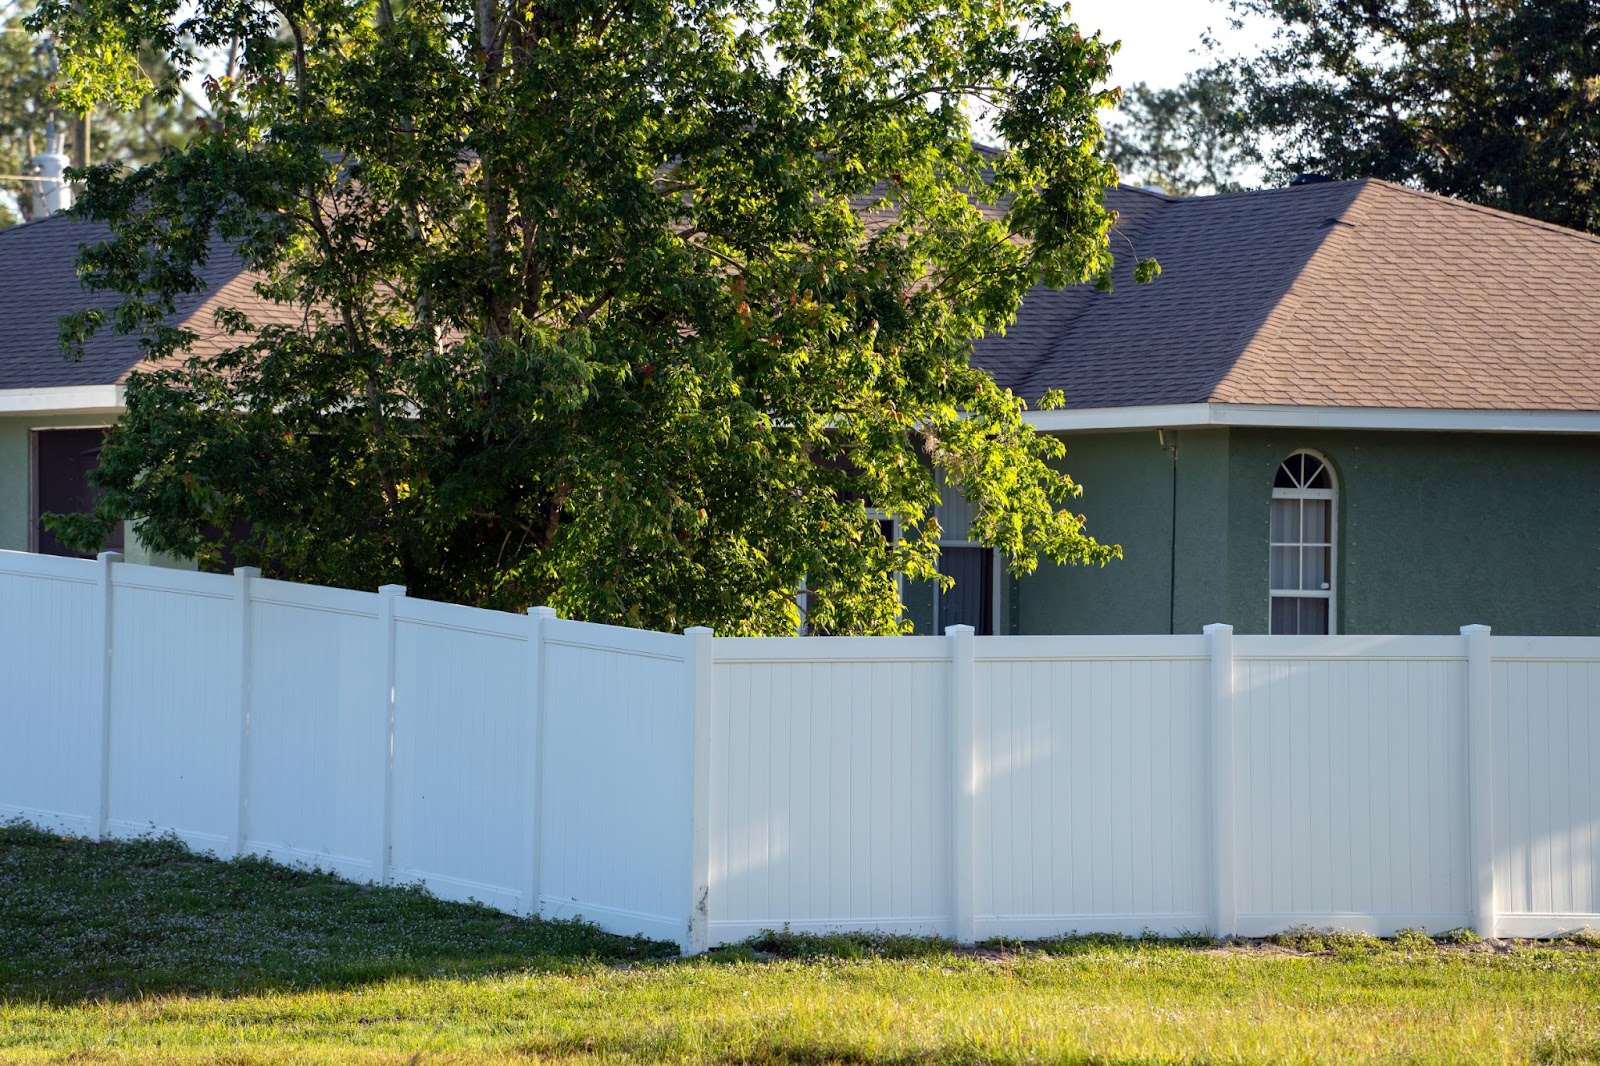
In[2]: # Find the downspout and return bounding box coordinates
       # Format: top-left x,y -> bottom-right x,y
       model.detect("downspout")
1158,429 -> 1178,634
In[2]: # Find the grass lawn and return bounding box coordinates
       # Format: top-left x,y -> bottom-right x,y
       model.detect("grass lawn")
2,822 -> 1598,1064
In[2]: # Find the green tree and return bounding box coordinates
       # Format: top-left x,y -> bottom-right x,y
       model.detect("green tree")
1105,71 -> 1251,196
38,0 -> 1142,635
1222,0 -> 1600,233
1,0 -> 202,226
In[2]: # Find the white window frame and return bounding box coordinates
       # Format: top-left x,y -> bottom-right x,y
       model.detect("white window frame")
1269,450 -> 1337,635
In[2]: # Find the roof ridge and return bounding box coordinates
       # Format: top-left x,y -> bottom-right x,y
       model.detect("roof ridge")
1356,177 -> 1600,249
0,211 -> 86,239
1113,182 -> 1179,203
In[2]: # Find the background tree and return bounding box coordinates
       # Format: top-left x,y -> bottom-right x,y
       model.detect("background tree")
1219,0 -> 1600,233
1,0 -> 201,226
38,0 -> 1144,635
1104,71 -> 1251,196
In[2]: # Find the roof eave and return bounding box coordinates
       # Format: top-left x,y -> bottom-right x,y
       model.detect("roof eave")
1024,402 -> 1600,435
0,385 -> 126,416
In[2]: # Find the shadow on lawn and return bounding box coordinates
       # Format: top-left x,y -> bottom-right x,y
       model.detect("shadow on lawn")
0,821 -> 676,1005
514,1034 -> 1213,1065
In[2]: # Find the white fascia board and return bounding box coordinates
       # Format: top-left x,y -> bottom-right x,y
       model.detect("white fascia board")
0,385 -> 126,416
1024,403 -> 1600,435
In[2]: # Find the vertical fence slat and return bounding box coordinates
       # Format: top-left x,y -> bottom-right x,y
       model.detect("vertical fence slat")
686,626 -> 715,954
375,584 -> 406,884
948,624 -> 976,944
90,550 -> 122,840
1206,623 -> 1237,939
1462,624 -> 1497,938
230,567 -> 261,857
524,606 -> 557,917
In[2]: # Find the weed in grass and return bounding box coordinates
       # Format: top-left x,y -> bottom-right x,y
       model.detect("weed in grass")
1533,1025 -> 1600,1064
1011,932 -> 1141,957
1267,924 -> 1387,955
1557,927 -> 1600,949
1437,926 -> 1485,946
742,927 -> 953,960
1394,927 -> 1435,951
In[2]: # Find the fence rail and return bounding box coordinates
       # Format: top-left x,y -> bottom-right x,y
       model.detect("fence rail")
1,549 -> 1596,950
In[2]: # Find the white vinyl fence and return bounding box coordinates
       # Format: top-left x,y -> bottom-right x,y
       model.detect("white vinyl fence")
2,549 -> 1596,949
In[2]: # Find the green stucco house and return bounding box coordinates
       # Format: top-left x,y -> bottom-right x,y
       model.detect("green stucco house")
907,178 -> 1600,637
3,178 -> 1597,634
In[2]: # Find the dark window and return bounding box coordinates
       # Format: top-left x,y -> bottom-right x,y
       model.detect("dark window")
937,546 -> 994,635
33,428 -> 123,558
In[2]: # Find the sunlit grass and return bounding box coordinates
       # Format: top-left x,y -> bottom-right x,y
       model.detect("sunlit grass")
2,822 -> 1598,1064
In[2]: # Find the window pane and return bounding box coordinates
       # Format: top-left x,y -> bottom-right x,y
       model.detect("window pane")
1273,462 -> 1297,489
1305,459 -> 1331,490
1269,499 -> 1297,542
1302,545 -> 1331,590
1298,597 -> 1330,635
1269,546 -> 1299,591
938,547 -> 994,635
1270,597 -> 1299,635
1301,499 -> 1331,543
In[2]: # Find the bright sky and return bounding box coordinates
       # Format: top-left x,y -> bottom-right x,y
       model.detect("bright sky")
1066,0 -> 1277,91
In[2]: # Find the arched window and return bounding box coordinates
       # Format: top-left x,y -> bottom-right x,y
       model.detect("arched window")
1270,451 -> 1336,634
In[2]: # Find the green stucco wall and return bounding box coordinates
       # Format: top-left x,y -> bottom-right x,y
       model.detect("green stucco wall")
1013,427 -> 1600,636
0,413 -> 190,568
1015,429 -> 1233,634
1225,429 -> 1599,636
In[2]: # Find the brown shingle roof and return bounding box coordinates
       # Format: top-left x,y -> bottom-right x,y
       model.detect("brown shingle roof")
0,214 -> 287,390
979,178 -> 1600,413
6,178 -> 1597,414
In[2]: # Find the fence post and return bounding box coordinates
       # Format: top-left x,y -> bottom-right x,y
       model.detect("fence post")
947,623 -> 977,945
230,567 -> 261,858
375,584 -> 406,885
90,550 -> 122,840
685,625 -> 715,954
523,606 -> 557,918
1205,623 -> 1237,940
1461,624 -> 1497,939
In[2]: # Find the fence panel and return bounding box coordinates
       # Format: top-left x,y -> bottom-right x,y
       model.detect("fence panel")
244,580 -> 382,881
389,598 -> 531,913
973,638 -> 1212,938
710,638 -> 954,941
0,555 -> 100,832
539,618 -> 694,944
1492,638 -> 1600,936
105,567 -> 239,851
4,550 -> 1600,949
1231,637 -> 1471,935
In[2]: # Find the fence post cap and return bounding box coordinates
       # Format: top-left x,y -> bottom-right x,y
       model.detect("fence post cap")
944,624 -> 975,637
528,605 -> 558,619
1460,624 -> 1492,636
233,566 -> 262,579
1203,622 -> 1234,636
684,625 -> 714,636
96,550 -> 124,563
377,584 -> 407,597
